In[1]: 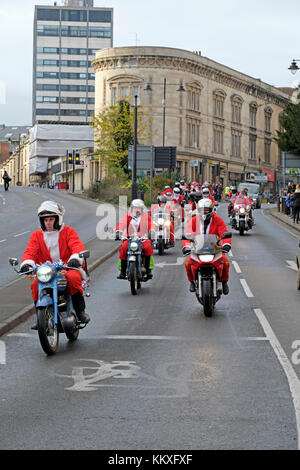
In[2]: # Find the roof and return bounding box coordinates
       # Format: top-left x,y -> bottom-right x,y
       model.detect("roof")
0,125 -> 31,142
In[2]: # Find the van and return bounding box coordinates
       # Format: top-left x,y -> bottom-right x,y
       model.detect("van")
237,183 -> 262,208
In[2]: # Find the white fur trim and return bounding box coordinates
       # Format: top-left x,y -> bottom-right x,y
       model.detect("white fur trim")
20,259 -> 35,269
68,253 -> 84,266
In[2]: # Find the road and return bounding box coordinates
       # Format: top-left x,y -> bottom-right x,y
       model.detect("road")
0,191 -> 300,450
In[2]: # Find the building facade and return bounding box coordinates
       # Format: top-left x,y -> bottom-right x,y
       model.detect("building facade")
33,0 -> 113,125
92,46 -> 291,187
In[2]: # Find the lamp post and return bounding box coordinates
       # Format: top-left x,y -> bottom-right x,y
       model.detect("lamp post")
144,79 -> 185,147
131,94 -> 138,200
288,59 -> 300,74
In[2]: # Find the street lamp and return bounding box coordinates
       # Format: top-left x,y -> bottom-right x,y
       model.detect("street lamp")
131,94 -> 138,200
144,78 -> 185,147
288,59 -> 300,74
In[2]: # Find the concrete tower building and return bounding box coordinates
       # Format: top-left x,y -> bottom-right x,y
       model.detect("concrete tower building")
33,0 -> 113,125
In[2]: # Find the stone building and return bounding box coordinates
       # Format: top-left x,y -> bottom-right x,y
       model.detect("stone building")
92,46 -> 291,187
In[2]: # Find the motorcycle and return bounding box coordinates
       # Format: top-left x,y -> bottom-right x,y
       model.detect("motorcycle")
183,232 -> 232,317
121,234 -> 152,295
9,250 -> 90,355
151,208 -> 174,255
231,198 -> 253,235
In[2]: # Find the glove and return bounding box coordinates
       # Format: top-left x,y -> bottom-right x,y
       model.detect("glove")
222,244 -> 231,253
182,246 -> 191,255
20,264 -> 32,273
68,258 -> 80,268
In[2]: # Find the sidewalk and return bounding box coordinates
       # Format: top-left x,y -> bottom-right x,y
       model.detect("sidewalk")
263,206 -> 300,235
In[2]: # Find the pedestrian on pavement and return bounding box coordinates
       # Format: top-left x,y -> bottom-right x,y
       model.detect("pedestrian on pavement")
291,187 -> 300,224
2,170 -> 11,191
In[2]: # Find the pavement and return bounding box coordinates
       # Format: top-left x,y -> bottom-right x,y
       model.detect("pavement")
0,190 -> 122,337
263,205 -> 300,237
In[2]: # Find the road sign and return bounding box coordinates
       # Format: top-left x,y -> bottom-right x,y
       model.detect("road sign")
254,173 -> 268,182
190,160 -> 198,167
128,145 -> 154,170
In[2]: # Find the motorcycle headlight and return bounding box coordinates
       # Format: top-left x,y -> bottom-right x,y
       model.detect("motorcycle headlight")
130,241 -> 138,251
199,254 -> 214,262
36,265 -> 54,283
239,208 -> 245,214
164,220 -> 171,226
158,218 -> 165,225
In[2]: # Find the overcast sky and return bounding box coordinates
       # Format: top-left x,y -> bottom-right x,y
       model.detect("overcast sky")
0,0 -> 300,126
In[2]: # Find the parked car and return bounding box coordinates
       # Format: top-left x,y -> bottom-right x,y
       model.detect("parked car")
238,183 -> 262,208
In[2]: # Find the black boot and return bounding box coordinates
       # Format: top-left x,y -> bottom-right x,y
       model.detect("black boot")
144,256 -> 152,280
71,292 -> 90,323
31,302 -> 38,330
222,281 -> 229,295
117,260 -> 127,279
189,281 -> 195,292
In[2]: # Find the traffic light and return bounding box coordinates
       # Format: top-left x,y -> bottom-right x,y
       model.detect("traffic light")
68,152 -> 73,164
75,152 -> 80,165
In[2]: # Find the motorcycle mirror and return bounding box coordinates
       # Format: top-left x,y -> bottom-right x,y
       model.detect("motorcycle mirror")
9,257 -> 19,266
79,250 -> 90,259
222,232 -> 232,239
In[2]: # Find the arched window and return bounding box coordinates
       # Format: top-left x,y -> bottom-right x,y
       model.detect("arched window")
249,101 -> 258,128
264,106 -> 273,133
231,94 -> 243,124
213,89 -> 226,119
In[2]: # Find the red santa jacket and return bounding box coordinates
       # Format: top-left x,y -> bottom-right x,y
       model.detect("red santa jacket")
183,212 -> 231,248
21,225 -> 86,268
116,211 -> 155,237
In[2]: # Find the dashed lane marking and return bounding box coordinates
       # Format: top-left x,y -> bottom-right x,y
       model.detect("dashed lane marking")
13,231 -> 30,238
240,278 -> 254,297
286,260 -> 298,272
232,260 -> 242,274
0,340 -> 6,365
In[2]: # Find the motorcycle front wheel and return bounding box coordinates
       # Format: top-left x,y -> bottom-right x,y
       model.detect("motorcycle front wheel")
202,279 -> 214,317
129,262 -> 140,295
158,238 -> 164,256
37,307 -> 59,355
239,220 -> 245,236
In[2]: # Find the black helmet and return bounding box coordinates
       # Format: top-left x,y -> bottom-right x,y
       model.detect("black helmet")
189,190 -> 202,203
157,195 -> 167,205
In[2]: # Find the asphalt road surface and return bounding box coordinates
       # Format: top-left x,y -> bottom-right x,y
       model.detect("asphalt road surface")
0,194 -> 300,450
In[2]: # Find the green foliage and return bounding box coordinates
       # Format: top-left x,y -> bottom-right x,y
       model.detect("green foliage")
276,94 -> 300,155
91,99 -> 152,173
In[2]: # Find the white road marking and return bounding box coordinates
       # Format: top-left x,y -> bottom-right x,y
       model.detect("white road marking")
14,231 -> 30,238
0,340 -> 6,365
240,278 -> 254,297
254,308 -> 300,450
286,260 -> 298,272
97,335 -> 189,341
0,195 -> 5,205
229,251 -> 233,257
0,239 -> 6,243
156,257 -> 184,268
232,260 -> 242,274
7,333 -> 35,338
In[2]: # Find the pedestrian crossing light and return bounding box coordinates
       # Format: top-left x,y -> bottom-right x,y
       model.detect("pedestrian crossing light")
75,152 -> 80,165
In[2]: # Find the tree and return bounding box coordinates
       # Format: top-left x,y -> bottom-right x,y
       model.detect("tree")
92,98 -> 151,173
276,93 -> 300,155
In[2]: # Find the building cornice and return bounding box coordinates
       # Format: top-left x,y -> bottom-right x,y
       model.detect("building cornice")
92,48 -> 290,109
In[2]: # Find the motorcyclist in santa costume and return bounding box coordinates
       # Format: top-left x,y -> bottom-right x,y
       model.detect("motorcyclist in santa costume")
115,199 -> 155,280
20,201 -> 90,329
150,195 -> 175,245
182,198 -> 231,295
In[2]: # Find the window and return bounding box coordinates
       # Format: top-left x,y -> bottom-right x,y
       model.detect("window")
36,84 -> 59,91
249,134 -> 256,160
231,129 -> 242,158
186,119 -> 200,148
61,10 -> 87,22
89,10 -> 112,23
187,85 -> 201,112
60,109 -> 87,116
264,139 -> 271,163
36,8 -> 60,21
249,103 -> 257,128
130,59 -> 137,67
213,125 -> 224,153
121,87 -> 130,98
37,47 -> 58,54
264,107 -> 273,133
36,109 -> 59,115
88,27 -> 111,38
231,95 -> 242,124
133,86 -> 139,98
213,90 -> 225,119
36,72 -> 58,78
37,25 -> 59,36
112,87 -> 117,105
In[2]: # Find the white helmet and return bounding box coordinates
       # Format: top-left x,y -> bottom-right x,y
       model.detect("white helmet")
202,187 -> 210,198
197,198 -> 214,221
37,200 -> 65,231
130,199 -> 145,216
